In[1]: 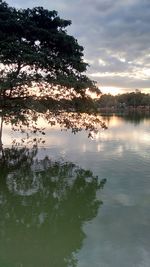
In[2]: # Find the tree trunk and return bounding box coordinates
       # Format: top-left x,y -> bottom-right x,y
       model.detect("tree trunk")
0,114 -> 4,159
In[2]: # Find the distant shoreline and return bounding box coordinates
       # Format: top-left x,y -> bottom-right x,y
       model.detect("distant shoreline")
98,106 -> 150,113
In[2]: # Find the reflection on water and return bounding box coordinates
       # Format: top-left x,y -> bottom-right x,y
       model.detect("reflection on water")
0,101 -> 107,149
101,111 -> 150,126
0,146 -> 106,267
0,112 -> 150,267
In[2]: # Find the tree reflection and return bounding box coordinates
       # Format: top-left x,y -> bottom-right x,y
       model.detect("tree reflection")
100,111 -> 150,125
0,146 -> 106,267
122,111 -> 150,125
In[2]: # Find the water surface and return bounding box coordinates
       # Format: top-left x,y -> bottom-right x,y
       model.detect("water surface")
0,114 -> 150,267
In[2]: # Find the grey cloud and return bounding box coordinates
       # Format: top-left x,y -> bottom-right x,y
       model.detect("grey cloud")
91,76 -> 150,90
6,0 -> 150,92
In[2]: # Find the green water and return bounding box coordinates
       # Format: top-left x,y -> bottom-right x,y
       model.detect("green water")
0,114 -> 150,267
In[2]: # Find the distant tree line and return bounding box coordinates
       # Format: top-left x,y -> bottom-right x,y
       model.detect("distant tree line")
96,91 -> 150,110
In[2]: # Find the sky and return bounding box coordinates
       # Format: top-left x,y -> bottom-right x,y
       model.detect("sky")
6,0 -> 150,95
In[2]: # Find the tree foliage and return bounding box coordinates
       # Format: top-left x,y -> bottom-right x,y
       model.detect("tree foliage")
96,91 -> 150,109
0,0 -> 98,99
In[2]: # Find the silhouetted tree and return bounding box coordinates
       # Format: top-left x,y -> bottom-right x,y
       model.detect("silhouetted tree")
0,1 -> 98,100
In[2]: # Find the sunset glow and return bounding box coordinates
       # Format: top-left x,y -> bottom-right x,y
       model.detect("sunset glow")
100,86 -> 123,95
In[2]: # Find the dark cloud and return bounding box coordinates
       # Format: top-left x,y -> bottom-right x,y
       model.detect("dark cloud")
6,0 -> 150,93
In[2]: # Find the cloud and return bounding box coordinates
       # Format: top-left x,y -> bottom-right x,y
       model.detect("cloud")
6,0 -> 150,92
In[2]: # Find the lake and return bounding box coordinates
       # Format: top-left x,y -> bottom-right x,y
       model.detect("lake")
0,113 -> 150,267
